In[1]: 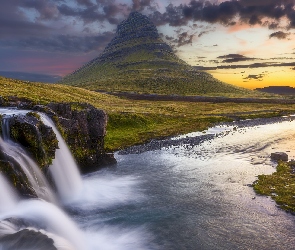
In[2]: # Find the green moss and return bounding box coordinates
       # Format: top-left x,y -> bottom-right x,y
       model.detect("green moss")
27,111 -> 41,120
253,161 -> 295,213
105,112 -> 231,151
9,114 -> 58,169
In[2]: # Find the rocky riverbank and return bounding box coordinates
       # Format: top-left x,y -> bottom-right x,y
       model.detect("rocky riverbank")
0,97 -> 116,174
119,115 -> 295,155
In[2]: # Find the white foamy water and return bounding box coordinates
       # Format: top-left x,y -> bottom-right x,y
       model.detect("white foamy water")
67,171 -> 143,210
2,107 -> 295,250
0,199 -> 84,250
0,115 -> 57,203
0,174 -> 18,214
39,113 -> 83,202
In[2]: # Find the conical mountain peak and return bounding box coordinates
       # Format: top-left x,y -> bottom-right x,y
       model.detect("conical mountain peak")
116,12 -> 159,37
60,12 -> 251,96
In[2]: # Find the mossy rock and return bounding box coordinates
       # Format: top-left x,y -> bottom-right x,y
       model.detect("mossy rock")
0,160 -> 35,197
9,113 -> 58,169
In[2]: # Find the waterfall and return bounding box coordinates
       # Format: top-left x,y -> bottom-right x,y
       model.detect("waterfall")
0,116 -> 57,204
39,114 -> 83,202
0,173 -> 18,214
0,199 -> 84,250
0,109 -> 85,249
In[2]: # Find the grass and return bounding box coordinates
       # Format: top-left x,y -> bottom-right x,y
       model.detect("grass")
2,76 -> 295,151
253,161 -> 295,213
59,25 -> 262,97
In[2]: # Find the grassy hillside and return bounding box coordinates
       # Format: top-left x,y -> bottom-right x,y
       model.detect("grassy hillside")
60,12 -> 257,97
1,76 -> 295,151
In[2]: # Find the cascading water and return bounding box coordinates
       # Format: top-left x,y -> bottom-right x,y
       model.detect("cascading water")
0,114 -> 56,203
0,108 -> 148,250
0,109 -> 85,249
5,108 -> 295,249
0,173 -> 18,214
39,113 -> 83,202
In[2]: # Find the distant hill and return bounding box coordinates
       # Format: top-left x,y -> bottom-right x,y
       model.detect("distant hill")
60,12 -> 256,97
256,86 -> 295,95
0,71 -> 61,83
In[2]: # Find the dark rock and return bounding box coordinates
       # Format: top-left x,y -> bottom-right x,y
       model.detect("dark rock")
9,112 -> 58,169
45,102 -> 116,173
0,159 -> 36,198
271,152 -> 288,162
0,229 -> 57,250
0,96 -> 4,106
0,96 -> 34,109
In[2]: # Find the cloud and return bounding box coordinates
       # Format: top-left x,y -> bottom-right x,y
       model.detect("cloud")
131,0 -> 156,12
19,0 -> 60,20
195,61 -> 295,70
217,54 -> 257,63
177,32 -> 195,47
269,31 -> 290,39
0,32 -> 115,53
150,0 -> 295,30
243,74 -> 265,81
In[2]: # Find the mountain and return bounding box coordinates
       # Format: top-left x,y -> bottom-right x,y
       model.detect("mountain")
256,86 -> 295,95
60,12 -> 253,96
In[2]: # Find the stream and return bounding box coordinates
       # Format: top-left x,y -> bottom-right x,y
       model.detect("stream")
0,109 -> 295,249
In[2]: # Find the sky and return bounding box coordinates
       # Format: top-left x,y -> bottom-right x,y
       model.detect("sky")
1,0 -> 295,89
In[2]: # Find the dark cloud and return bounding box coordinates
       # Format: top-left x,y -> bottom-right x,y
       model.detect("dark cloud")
243,74 -> 265,81
58,4 -> 113,24
217,54 -> 257,63
150,0 -> 295,30
198,30 -> 210,37
177,32 -> 195,47
131,0 -> 155,12
0,32 -> 115,53
76,0 -> 94,7
195,61 -> 295,70
269,31 -> 290,39
19,0 -> 59,20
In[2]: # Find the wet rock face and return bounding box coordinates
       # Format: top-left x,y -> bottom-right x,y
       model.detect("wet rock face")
0,98 -> 116,174
9,112 -> 58,169
0,113 -> 59,197
46,103 -> 116,173
0,228 -> 57,250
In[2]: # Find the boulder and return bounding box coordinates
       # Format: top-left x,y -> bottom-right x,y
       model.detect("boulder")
271,152 -> 288,162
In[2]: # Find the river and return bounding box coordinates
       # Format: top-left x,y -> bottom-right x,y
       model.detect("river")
70,117 -> 295,249
1,111 -> 295,249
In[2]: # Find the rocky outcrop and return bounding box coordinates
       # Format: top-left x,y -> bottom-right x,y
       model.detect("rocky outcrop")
0,97 -> 116,174
43,103 -> 116,173
271,152 -> 289,162
0,112 -> 58,197
9,112 -> 58,169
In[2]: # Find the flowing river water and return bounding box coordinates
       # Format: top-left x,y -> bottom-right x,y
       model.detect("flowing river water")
0,108 -> 295,249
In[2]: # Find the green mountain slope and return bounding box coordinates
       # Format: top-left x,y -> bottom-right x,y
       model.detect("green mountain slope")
60,12 -> 254,97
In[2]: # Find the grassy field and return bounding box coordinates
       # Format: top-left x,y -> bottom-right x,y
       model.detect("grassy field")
1,76 -> 295,151
253,161 -> 295,213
